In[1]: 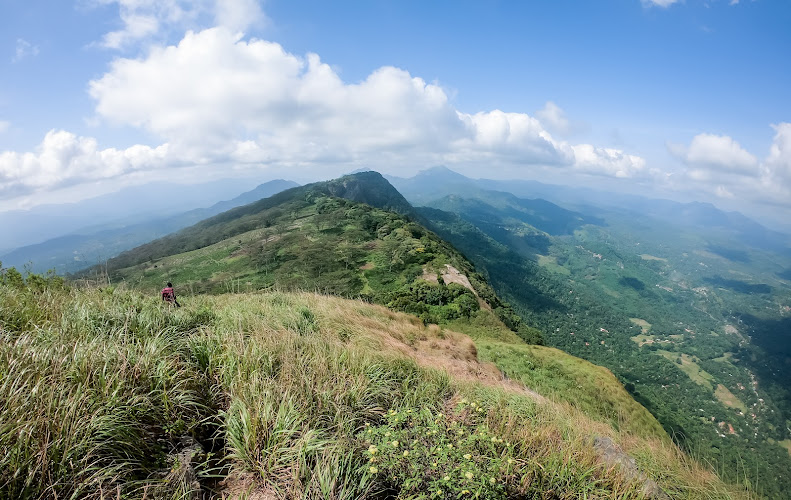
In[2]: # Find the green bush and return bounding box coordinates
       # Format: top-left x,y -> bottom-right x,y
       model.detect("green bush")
360,402 -> 521,499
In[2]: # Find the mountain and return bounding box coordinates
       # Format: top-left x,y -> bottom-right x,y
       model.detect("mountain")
389,167 -> 791,255
94,172 -> 537,342
1,179 -> 298,274
101,172 -> 414,272
428,191 -> 604,236
0,178 -> 258,250
2,172 -> 750,498
385,166 -> 485,205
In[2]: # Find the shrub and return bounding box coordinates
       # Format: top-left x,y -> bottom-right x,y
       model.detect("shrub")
360,402 -> 521,499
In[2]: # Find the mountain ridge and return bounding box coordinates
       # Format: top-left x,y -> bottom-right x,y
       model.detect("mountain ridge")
2,179 -> 298,274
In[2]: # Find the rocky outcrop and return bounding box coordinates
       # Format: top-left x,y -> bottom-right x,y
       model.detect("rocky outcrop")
593,437 -> 671,500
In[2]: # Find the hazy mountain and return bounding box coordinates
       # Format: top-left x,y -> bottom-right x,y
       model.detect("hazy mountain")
98,171 -> 414,273
389,167 -> 791,255
0,178 -> 259,250
2,179 -> 298,274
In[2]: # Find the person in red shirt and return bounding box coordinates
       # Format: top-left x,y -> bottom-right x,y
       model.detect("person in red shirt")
161,282 -> 180,307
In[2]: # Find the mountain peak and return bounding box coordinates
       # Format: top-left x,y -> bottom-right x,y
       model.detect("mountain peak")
415,166 -> 470,181
322,171 -> 414,215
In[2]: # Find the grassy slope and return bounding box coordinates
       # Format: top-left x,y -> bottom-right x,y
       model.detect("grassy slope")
105,187 -> 536,340
418,204 -> 791,498
0,282 -> 749,499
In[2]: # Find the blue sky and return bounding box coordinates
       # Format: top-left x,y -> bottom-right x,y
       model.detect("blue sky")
1,0 -> 789,226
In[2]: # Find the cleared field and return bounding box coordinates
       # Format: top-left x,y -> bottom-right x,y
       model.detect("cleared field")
657,351 -> 716,391
640,254 -> 667,262
715,384 -> 747,412
537,255 -> 571,275
713,353 -> 735,363
629,318 -> 652,334
630,334 -> 656,347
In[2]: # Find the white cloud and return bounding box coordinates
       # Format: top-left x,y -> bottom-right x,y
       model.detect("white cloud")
766,122 -> 791,181
0,130 -> 168,198
93,0 -> 265,49
641,0 -> 680,7
536,101 -> 571,136
215,0 -> 266,33
667,125 -> 791,211
571,145 -> 646,178
671,133 -> 758,178
89,28 -> 641,170
13,38 -> 39,62
715,185 -> 734,198
1,27 -> 646,205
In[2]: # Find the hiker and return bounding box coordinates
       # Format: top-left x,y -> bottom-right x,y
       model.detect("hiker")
161,282 -> 180,307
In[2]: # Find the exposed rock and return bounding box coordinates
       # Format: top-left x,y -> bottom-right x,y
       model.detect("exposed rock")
593,436 -> 670,500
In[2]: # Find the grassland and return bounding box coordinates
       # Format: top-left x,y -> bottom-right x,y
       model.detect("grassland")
715,385 -> 748,413
103,191 -> 535,341
0,276 -> 751,499
657,351 -> 716,391
629,318 -> 652,334
538,255 -> 571,275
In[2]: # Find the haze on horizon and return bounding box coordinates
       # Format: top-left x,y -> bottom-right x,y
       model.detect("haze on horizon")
0,0 -> 789,228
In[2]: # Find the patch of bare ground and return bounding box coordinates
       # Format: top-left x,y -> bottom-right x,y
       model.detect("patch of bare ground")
421,265 -> 493,310
341,302 -> 544,402
215,474 -> 279,499
441,264 -> 475,292
260,234 -> 281,245
229,247 -> 250,258
420,269 -> 439,283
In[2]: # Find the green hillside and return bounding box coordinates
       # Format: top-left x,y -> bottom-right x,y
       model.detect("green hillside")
99,173 -> 537,341
414,192 -> 791,499
0,268 -> 751,499
34,171 -> 770,497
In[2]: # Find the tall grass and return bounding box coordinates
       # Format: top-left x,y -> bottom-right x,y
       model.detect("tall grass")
0,283 -> 752,499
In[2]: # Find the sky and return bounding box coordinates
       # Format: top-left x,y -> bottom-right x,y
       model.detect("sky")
0,0 -> 789,227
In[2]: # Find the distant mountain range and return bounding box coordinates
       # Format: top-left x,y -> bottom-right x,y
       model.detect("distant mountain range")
65,168 -> 791,496
0,178 -> 263,251
387,166 -> 791,255
2,179 -> 298,273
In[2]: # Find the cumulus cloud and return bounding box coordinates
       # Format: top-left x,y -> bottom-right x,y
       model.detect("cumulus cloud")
766,123 -> 791,181
0,130 -> 168,198
93,0 -> 265,49
668,125 -> 791,210
215,0 -> 266,33
536,101 -> 571,136
571,145 -> 646,178
89,28 -> 641,170
13,38 -> 39,62
1,27 -> 646,204
670,133 -> 759,179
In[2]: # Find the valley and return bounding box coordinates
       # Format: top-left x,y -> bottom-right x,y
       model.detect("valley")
4,169 -> 791,498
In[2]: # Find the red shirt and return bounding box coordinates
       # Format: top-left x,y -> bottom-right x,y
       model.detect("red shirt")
161,287 -> 175,300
